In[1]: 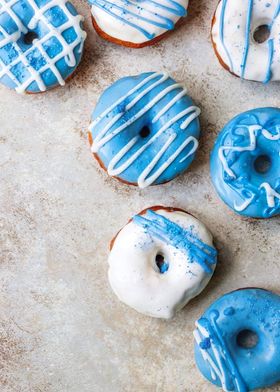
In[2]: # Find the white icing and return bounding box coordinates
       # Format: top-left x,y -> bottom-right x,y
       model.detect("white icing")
108,209 -> 216,319
212,0 -> 280,82
90,0 -> 189,44
0,0 -> 86,93
89,72 -> 200,188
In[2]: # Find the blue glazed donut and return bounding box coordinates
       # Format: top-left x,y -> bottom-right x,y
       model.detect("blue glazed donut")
88,72 -> 201,188
194,288 -> 280,391
0,0 -> 86,94
210,108 -> 280,218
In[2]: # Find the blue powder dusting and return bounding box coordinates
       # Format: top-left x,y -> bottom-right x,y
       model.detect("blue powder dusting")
133,210 -> 217,274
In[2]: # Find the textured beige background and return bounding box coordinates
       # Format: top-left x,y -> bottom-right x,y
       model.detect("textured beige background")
0,0 -> 280,391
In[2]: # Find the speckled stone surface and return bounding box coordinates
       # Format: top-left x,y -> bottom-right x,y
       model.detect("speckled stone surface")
0,1 -> 279,391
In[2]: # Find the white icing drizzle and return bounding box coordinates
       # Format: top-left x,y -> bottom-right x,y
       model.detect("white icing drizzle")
194,322 -> 230,391
194,316 -> 247,392
0,0 -> 86,93
90,0 -> 189,44
89,73 -> 200,188
219,124 -> 280,212
260,183 -> 280,208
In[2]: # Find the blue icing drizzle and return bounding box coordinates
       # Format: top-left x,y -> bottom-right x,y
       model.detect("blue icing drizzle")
88,0 -> 187,40
210,107 -> 280,218
240,0 -> 253,79
217,0 -> 280,83
0,0 -> 86,93
133,209 -> 217,274
264,38 -> 274,83
159,261 -> 169,274
194,289 -> 280,391
89,72 -> 201,188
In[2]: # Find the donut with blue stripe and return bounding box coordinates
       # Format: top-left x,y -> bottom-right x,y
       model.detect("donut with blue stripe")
194,288 -> 280,391
210,108 -> 280,219
87,0 -> 189,47
212,0 -> 280,83
0,0 -> 86,93
109,206 -> 217,319
88,72 -> 201,188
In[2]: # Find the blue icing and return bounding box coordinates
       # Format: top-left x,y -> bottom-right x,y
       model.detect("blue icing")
210,107 -> 280,218
89,72 -> 201,187
133,209 -> 217,274
0,0 -> 86,93
194,289 -> 280,391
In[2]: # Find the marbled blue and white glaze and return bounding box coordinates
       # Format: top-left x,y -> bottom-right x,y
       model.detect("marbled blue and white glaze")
89,72 -> 201,188
89,0 -> 188,45
0,0 -> 86,93
108,207 -> 217,319
194,289 -> 280,391
210,108 -> 280,218
212,0 -> 280,82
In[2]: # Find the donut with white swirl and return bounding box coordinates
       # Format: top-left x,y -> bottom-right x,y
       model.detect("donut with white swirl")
88,72 -> 201,188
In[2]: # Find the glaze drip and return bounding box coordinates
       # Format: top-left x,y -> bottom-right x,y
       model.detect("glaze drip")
213,0 -> 280,82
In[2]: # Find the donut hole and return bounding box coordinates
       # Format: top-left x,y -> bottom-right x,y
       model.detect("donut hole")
155,254 -> 169,274
253,25 -> 271,43
139,126 -> 150,139
254,155 -> 271,174
237,329 -> 258,349
23,31 -> 39,45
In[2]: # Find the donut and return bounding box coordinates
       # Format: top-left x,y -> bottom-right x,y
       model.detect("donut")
88,72 -> 201,188
88,0 -> 188,48
194,288 -> 280,391
211,0 -> 280,82
210,108 -> 280,219
0,0 -> 86,94
108,206 -> 217,319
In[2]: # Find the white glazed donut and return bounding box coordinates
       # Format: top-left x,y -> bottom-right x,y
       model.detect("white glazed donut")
212,0 -> 280,82
88,0 -> 189,47
108,207 -> 217,319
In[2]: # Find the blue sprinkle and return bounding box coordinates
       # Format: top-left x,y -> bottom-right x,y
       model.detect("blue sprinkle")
224,307 -> 235,316
200,338 -> 211,350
